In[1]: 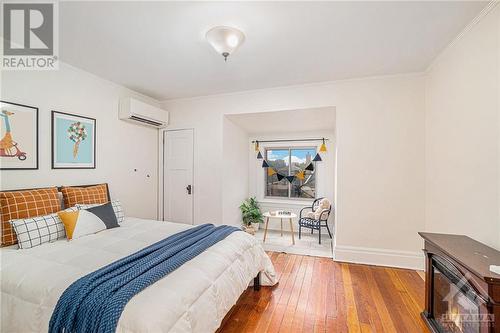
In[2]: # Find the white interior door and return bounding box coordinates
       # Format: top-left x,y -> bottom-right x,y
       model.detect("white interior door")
163,129 -> 194,224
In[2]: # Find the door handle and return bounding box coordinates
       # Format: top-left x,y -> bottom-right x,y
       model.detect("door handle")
186,185 -> 192,195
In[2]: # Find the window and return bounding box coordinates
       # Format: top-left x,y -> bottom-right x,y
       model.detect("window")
265,147 -> 316,199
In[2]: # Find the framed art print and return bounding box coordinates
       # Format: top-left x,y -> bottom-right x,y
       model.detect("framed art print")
52,111 -> 96,169
0,100 -> 38,170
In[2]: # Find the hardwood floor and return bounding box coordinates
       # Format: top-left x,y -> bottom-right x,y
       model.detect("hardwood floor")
219,252 -> 429,333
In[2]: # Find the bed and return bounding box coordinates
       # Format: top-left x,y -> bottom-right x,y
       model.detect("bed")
0,185 -> 276,333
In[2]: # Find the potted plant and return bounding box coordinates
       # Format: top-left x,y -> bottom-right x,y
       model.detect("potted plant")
239,197 -> 264,232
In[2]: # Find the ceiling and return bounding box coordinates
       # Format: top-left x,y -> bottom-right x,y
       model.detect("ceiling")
226,107 -> 335,134
59,1 -> 488,100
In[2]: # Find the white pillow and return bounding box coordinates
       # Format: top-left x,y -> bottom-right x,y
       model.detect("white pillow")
75,199 -> 125,224
58,202 -> 119,240
10,207 -> 78,249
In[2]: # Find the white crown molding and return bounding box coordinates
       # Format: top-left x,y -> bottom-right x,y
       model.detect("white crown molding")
160,72 -> 426,104
334,245 -> 425,270
426,0 -> 499,73
62,62 -> 162,106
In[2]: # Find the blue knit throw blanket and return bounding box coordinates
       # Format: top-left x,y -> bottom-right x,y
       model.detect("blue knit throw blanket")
49,224 -> 239,333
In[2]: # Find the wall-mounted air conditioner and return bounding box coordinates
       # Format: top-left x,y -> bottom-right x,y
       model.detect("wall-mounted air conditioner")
119,97 -> 168,128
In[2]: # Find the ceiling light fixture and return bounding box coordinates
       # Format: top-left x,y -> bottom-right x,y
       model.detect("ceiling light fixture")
206,26 -> 245,61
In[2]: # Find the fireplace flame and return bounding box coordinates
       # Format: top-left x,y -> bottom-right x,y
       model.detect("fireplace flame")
448,306 -> 462,331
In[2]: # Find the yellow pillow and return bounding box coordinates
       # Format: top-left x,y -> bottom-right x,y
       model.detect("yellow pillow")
57,211 -> 79,240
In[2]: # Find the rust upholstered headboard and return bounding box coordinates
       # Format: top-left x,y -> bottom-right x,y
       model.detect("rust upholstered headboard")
1,183 -> 110,198
57,183 -> 111,204
0,183 -> 110,246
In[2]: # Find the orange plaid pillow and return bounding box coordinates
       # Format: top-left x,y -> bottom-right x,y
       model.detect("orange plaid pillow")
0,187 -> 61,247
61,184 -> 109,208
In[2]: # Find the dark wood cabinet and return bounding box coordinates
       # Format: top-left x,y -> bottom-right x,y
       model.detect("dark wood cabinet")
419,233 -> 500,333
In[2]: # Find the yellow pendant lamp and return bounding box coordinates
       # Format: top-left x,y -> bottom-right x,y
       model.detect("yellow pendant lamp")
319,138 -> 327,153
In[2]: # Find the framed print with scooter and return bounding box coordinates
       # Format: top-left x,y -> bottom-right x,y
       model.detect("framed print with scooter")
52,111 -> 96,169
0,101 -> 38,170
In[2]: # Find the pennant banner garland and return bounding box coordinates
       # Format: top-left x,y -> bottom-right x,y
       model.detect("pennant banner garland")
313,153 -> 322,162
267,168 -> 277,176
262,163 -> 315,184
257,138 -> 327,182
257,152 -> 322,183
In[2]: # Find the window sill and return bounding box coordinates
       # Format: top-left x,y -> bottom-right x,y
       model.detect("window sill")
258,198 -> 314,207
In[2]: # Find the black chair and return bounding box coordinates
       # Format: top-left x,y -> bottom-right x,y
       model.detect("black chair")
298,198 -> 333,244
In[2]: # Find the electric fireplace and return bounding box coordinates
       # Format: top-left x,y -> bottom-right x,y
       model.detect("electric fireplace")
419,233 -> 500,333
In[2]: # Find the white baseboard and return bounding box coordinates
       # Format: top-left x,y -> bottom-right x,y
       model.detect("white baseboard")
333,245 -> 424,270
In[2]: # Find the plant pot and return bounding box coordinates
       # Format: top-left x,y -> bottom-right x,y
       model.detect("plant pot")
251,222 -> 260,231
242,225 -> 255,235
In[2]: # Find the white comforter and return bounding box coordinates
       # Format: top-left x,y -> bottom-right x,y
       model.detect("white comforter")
0,218 -> 277,333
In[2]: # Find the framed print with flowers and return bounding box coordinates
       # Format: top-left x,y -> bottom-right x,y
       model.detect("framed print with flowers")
52,111 -> 96,169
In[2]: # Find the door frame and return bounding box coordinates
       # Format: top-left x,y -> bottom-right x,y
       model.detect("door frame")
158,128 -> 195,223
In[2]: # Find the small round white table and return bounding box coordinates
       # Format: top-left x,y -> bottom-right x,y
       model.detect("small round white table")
262,211 -> 297,245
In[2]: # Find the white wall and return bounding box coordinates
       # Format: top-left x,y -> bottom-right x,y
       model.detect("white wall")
425,5 -> 500,249
222,116 -> 249,226
160,5 -> 500,269
248,130 -> 335,232
1,63 -> 160,219
1,4 -> 496,270
163,73 -> 426,269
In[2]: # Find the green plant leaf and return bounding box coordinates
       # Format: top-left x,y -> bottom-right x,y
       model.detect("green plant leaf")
240,197 -> 264,224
